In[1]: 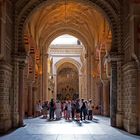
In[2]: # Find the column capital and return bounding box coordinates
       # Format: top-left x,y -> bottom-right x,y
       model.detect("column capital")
18,53 -> 28,69
12,52 -> 28,66
107,52 -> 123,62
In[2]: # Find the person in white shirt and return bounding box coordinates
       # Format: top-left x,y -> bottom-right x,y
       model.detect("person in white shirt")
55,100 -> 61,120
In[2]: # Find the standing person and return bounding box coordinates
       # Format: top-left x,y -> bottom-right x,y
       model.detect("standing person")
81,100 -> 87,121
88,99 -> 93,120
85,100 -> 88,119
75,99 -> 80,121
63,101 -> 68,119
49,99 -> 55,120
55,100 -> 61,120
71,100 -> 76,120
67,101 -> 72,121
42,101 -> 49,119
80,99 -> 84,121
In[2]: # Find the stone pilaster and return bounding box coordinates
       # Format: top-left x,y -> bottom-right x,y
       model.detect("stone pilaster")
91,54 -> 95,101
11,57 -> 19,128
28,82 -> 33,117
95,80 -> 102,115
102,80 -> 110,116
32,86 -> 37,117
18,61 -> 25,126
0,0 -> 6,59
116,56 -> 123,128
0,61 -> 12,133
122,61 -> 138,134
87,51 -> 91,99
43,53 -> 48,101
53,74 -> 57,100
110,61 -> 117,127
138,68 -> 140,134
131,5 -> 140,134
79,74 -> 82,99
39,74 -> 43,101
100,48 -> 110,116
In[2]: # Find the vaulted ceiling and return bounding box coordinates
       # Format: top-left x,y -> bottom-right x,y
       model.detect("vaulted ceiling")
24,0 -> 111,53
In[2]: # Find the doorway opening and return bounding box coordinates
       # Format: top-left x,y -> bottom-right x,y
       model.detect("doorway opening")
22,0 -> 112,126
47,34 -> 86,101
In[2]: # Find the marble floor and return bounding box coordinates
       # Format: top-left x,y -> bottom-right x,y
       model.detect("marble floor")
0,116 -> 140,140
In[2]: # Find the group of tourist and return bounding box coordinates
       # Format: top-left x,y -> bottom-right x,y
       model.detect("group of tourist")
35,98 -> 94,121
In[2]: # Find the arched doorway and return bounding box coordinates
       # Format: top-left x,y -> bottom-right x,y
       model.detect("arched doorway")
47,34 -> 85,101
0,0 -> 139,135
10,0 -> 139,135
16,0 -> 116,128
57,62 -> 79,101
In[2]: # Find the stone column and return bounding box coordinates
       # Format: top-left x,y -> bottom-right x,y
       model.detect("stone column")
91,54 -> 95,101
0,0 -> 6,58
131,7 -> 140,134
102,80 -> 110,116
53,74 -> 57,100
138,67 -> 140,134
116,57 -> 123,128
79,74 -> 82,99
39,74 -> 43,101
28,83 -> 33,117
32,86 -> 37,117
18,62 -> 25,126
87,51 -> 91,99
43,53 -> 48,101
0,61 -> 12,133
11,57 -> 19,128
122,61 -> 138,134
110,61 -> 117,127
95,80 -> 102,115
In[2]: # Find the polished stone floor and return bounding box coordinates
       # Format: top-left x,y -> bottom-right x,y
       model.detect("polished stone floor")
0,116 -> 140,140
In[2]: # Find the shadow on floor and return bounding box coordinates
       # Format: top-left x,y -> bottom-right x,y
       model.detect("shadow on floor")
92,118 -> 99,123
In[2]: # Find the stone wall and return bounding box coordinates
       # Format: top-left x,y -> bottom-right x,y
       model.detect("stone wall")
0,62 -> 12,133
0,0 -> 14,133
122,61 -> 138,134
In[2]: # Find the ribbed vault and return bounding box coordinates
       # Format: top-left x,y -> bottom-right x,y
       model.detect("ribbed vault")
24,0 -> 111,53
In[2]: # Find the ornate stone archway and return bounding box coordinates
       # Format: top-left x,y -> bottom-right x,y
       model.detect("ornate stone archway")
14,0 -> 120,130
1,0 -> 139,135
15,0 -> 121,53
44,28 -> 89,52
55,58 -> 81,74
51,56 -> 83,100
